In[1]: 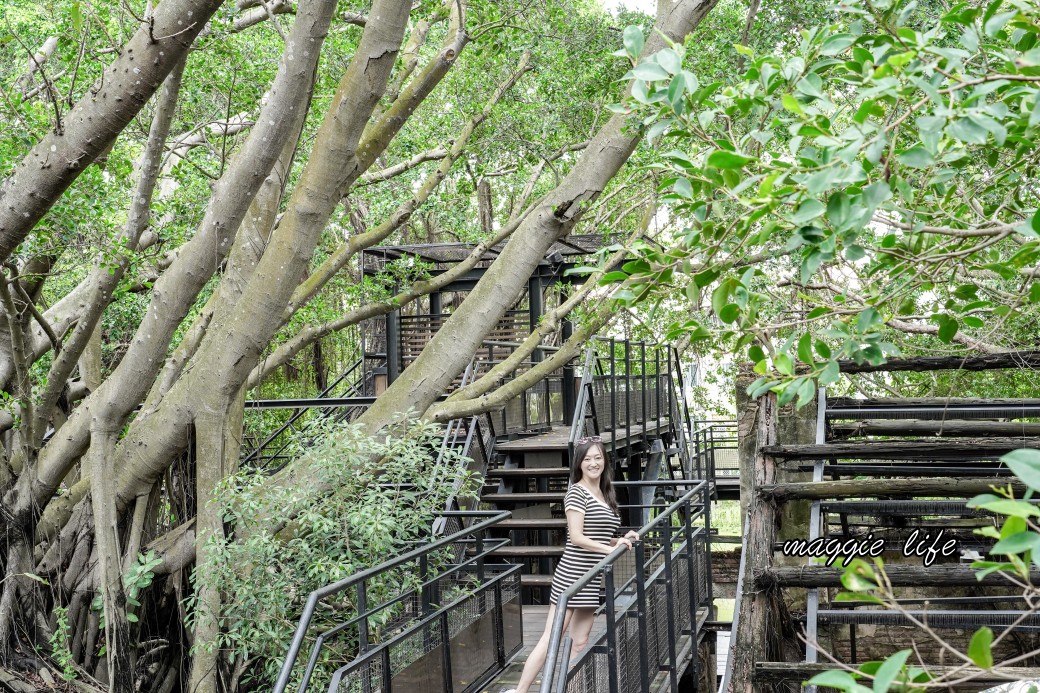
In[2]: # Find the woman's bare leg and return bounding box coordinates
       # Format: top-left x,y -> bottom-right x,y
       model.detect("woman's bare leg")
513,604 -> 574,693
566,607 -> 596,660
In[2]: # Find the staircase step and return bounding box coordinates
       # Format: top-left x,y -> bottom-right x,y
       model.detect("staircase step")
756,662 -> 1040,685
799,463 -> 1013,477
495,518 -> 568,530
759,565 -> 1040,588
471,545 -> 564,558
766,437 -> 1040,461
521,574 -> 554,588
482,492 -> 564,504
486,467 -> 571,478
818,609 -> 1040,628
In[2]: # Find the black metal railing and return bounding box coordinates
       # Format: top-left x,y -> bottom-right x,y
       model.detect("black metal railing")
690,420 -> 738,480
241,354 -> 383,469
567,339 -> 680,469
538,482 -> 713,693
273,511 -> 521,693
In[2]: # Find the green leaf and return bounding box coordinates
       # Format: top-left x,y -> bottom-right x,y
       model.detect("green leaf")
711,282 -> 730,314
673,177 -> 694,199
797,333 -> 813,364
819,359 -> 840,385
807,306 -> 831,319
896,146 -> 935,169
1002,449 -> 1040,492
774,354 -> 794,376
991,531 -> 1040,555
793,199 -> 825,225
632,62 -> 670,81
719,303 -> 740,323
933,314 -> 958,343
971,498 -> 1040,518
872,649 -> 911,693
782,93 -> 804,115
806,670 -> 865,691
968,627 -> 994,668
657,48 -> 682,75
706,150 -> 756,169
821,34 -> 856,56
841,568 -> 877,592
623,26 -> 644,58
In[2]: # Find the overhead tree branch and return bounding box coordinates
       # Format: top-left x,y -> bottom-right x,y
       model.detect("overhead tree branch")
0,0 -> 225,264
285,49 -> 531,317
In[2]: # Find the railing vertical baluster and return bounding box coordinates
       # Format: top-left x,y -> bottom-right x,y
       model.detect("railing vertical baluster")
662,521 -> 679,692
624,341 -> 631,470
475,532 -> 485,582
381,645 -> 393,693
610,338 -> 617,461
641,341 -> 647,428
357,582 -> 369,652
634,541 -> 651,692
683,505 -> 701,688
420,554 -> 431,615
441,610 -> 453,693
655,347 -> 661,425
604,565 -> 620,693
494,580 -> 506,666
683,512 -> 698,634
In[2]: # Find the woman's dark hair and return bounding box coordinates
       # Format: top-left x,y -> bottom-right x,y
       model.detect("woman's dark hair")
570,439 -> 619,515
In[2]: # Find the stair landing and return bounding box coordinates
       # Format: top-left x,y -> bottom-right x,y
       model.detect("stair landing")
495,422 -> 670,453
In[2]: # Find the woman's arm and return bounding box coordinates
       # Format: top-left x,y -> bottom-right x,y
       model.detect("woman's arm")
565,509 -> 626,555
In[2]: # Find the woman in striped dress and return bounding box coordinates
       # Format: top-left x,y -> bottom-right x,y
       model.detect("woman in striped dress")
504,437 -> 640,693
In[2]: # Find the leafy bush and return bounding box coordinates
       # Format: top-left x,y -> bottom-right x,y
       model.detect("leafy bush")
191,415 -> 480,688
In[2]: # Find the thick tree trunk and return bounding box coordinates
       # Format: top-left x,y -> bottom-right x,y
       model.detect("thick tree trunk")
188,395 -> 243,693
0,0 -> 224,263
87,422 -> 133,690
729,391 -> 777,693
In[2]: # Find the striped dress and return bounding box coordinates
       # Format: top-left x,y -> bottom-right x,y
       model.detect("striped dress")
550,484 -> 621,607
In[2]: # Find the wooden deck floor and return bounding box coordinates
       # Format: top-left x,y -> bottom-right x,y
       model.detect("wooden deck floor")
480,605 -> 608,692
495,422 -> 670,453
482,604 -> 705,693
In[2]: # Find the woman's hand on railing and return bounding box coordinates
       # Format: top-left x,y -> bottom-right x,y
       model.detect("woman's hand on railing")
610,534 -> 637,552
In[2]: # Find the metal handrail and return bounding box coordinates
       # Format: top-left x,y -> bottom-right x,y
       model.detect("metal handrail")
537,482 -> 710,693
272,510 -> 511,693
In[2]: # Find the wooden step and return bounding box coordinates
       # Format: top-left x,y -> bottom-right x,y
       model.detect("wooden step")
758,477 -> 1024,502
495,518 -> 568,530
830,419 -> 1040,438
482,492 -> 564,504
800,463 -> 1012,477
755,662 -> 1040,685
486,467 -> 571,478
478,545 -> 563,558
521,574 -> 554,588
757,565 -> 1040,588
766,437 -> 1040,461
